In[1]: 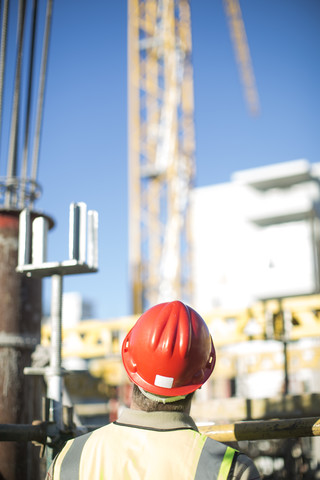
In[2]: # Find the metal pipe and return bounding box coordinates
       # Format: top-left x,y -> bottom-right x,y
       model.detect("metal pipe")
199,417 -> 320,442
1,416 -> 319,445
87,210 -> 98,269
0,422 -> 47,444
47,274 -> 63,430
32,216 -> 48,264
18,208 -> 31,266
69,202 -> 87,263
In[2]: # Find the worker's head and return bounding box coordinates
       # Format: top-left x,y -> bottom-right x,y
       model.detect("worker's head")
121,301 -> 216,407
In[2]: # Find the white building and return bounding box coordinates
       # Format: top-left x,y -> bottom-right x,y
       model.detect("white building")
191,159 -> 320,313
191,159 -> 320,400
62,292 -> 94,328
61,292 -> 94,370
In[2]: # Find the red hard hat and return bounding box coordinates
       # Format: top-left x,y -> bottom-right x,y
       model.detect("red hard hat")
121,301 -> 216,396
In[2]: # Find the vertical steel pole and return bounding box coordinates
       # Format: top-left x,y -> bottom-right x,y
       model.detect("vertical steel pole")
47,274 -> 63,430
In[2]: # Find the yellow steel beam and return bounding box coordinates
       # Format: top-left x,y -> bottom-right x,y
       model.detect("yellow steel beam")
128,0 -> 143,314
223,0 -> 260,115
41,295 -> 320,359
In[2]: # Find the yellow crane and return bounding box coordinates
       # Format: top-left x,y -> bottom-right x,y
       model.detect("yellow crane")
223,0 -> 260,116
128,0 -> 259,314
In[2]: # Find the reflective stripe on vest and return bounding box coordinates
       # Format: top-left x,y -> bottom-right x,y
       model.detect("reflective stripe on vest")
51,424 -> 237,480
195,439 -> 236,480
52,431 -> 94,479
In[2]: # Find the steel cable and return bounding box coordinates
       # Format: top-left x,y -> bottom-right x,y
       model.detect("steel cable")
30,0 -> 53,207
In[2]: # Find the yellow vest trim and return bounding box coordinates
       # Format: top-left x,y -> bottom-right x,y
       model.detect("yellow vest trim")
217,446 -> 236,480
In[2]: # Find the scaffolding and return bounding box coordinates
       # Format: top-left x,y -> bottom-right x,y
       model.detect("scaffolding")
128,0 -> 195,313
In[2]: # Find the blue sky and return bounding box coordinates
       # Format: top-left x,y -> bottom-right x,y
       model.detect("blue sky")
2,1 -> 320,319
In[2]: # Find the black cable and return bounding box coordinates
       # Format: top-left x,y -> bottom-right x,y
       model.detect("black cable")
30,0 -> 53,207
20,0 -> 38,207
0,0 -> 9,171
5,0 -> 27,207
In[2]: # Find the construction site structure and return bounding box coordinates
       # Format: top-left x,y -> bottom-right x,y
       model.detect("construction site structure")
128,0 -> 260,314
128,0 -> 196,313
223,0 -> 260,116
38,291 -> 320,477
39,157 -> 320,476
41,293 -> 320,397
0,0 -> 54,478
0,1 -> 318,478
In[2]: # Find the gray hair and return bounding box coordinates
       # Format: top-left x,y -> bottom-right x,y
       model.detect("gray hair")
132,384 -> 194,412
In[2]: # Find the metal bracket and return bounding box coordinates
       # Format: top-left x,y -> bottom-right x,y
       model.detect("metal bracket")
15,202 -> 99,453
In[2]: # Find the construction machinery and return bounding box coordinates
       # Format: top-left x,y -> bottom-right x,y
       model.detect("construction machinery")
128,0 -> 259,314
128,0 -> 196,313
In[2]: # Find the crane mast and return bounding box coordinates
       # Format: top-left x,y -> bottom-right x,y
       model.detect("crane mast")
223,0 -> 260,115
128,0 -> 195,314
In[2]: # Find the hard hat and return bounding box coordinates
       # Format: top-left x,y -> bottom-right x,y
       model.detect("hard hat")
121,301 -> 216,396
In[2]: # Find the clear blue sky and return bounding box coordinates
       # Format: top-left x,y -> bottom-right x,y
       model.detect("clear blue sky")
3,1 -> 320,319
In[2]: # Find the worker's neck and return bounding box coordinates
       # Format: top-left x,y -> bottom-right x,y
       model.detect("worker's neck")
130,400 -> 192,415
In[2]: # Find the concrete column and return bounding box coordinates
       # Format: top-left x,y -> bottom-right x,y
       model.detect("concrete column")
0,211 -> 43,480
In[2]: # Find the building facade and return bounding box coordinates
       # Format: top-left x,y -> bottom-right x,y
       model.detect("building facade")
191,159 -> 320,313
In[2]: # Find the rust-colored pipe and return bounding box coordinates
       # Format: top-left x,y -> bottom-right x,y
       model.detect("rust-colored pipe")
0,211 -> 43,480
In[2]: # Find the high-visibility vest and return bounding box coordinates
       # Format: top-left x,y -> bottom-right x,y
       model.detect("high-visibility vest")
49,422 -> 237,480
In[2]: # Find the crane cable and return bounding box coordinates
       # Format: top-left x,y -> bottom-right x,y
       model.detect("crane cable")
5,0 -> 27,207
20,0 -> 38,207
30,0 -> 53,208
0,0 -> 9,160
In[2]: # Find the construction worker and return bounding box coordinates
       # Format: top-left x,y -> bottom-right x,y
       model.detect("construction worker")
46,301 -> 261,479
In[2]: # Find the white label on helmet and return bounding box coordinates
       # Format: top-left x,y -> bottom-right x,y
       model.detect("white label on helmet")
154,375 -> 174,389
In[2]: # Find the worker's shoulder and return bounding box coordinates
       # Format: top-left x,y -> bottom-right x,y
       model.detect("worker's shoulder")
232,452 -> 261,480
58,423 -> 114,459
64,422 -> 114,450
79,422 -> 115,442
203,437 -> 261,480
